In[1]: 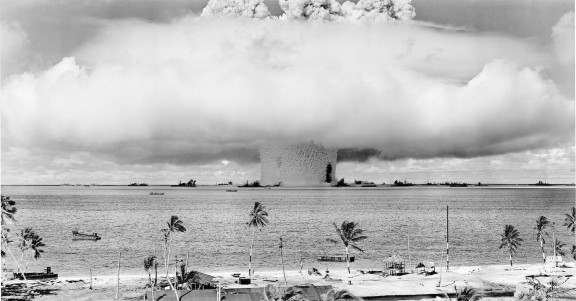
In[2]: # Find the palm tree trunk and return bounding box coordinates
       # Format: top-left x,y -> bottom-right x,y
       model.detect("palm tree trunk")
165,236 -> 179,301
540,239 -> 546,264
249,228 -> 255,277
149,273 -> 155,301
6,245 -> 28,287
346,246 -> 351,285
154,264 -> 158,286
509,253 -> 513,267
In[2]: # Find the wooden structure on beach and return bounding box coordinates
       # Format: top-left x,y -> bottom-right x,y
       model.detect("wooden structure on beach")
14,267 -> 58,280
383,255 -> 405,276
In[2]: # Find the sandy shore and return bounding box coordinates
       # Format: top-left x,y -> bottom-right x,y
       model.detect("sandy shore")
2,263 -> 575,300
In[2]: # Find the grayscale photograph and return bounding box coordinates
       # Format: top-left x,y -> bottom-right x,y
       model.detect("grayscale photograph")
1,0 -> 575,300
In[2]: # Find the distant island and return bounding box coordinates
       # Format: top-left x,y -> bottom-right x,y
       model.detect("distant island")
128,183 -> 148,186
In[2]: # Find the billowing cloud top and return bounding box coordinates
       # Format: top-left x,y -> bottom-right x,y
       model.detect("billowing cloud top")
0,1 -> 574,182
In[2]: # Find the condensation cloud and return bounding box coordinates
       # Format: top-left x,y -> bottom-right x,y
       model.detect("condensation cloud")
279,0 -> 415,21
1,9 -> 574,168
201,0 -> 271,18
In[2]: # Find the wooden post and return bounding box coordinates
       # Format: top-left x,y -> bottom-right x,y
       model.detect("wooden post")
90,268 -> 93,290
408,234 -> 412,273
299,251 -> 303,274
185,251 -> 189,269
115,251 -> 121,299
280,238 -> 287,285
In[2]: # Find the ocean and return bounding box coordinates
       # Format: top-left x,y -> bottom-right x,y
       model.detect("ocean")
1,186 -> 574,278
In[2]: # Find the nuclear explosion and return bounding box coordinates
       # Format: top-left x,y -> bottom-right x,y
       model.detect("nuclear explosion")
259,143 -> 337,186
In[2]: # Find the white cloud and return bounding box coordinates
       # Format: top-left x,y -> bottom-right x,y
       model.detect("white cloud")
1,16 -> 572,172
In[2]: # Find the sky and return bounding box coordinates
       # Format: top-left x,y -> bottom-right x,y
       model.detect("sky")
1,0 -> 574,185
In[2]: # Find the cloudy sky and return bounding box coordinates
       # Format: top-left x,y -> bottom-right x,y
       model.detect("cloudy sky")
1,0 -> 574,185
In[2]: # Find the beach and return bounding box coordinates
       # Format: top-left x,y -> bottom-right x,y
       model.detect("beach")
3,263 -> 575,300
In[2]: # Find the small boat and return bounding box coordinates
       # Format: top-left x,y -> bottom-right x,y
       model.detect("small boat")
149,192 -> 164,195
72,230 -> 101,241
14,267 -> 58,280
226,189 -> 238,192
317,255 -> 354,262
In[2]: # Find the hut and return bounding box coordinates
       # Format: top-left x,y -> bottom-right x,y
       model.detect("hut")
383,255 -> 405,276
415,261 -> 436,275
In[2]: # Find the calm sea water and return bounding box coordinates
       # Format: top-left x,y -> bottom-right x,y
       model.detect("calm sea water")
1,186 -> 574,277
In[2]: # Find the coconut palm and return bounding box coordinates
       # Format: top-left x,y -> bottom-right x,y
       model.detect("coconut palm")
323,288 -> 363,301
176,263 -> 201,290
564,207 -> 575,249
143,256 -> 157,300
553,239 -> 567,256
160,215 -> 186,300
1,195 -> 17,225
454,287 -> 481,301
534,216 -> 550,263
499,225 -> 523,266
327,221 -> 367,285
247,202 -> 269,277
564,207 -> 575,234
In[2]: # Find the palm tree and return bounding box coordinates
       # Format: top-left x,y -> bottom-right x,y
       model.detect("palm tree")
160,215 -> 186,300
327,221 -> 367,285
247,202 -> 269,277
323,288 -> 363,301
454,287 -> 481,301
499,225 -> 523,266
176,263 -> 201,290
1,195 -> 17,225
564,207 -> 575,248
535,216 -> 550,263
143,256 -> 157,301
553,239 -> 567,256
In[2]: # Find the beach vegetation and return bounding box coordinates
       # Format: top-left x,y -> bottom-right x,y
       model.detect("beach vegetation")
17,227 -> 45,272
247,202 -> 269,277
160,215 -> 186,300
564,207 -> 575,256
553,239 -> 566,256
175,263 -> 201,290
327,221 -> 367,285
264,285 -> 309,301
499,225 -> 523,266
534,216 -> 550,263
517,276 -> 570,301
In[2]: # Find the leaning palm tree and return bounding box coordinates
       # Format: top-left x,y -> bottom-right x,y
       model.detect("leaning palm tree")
327,221 -> 367,285
535,216 -> 550,263
323,288 -> 364,301
499,225 -> 523,266
143,255 -> 157,300
247,202 -> 269,277
160,215 -> 186,300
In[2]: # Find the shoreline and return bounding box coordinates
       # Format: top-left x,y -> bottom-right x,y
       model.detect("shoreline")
3,263 -> 575,300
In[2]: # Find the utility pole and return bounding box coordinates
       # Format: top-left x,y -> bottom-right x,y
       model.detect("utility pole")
446,206 -> 449,272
